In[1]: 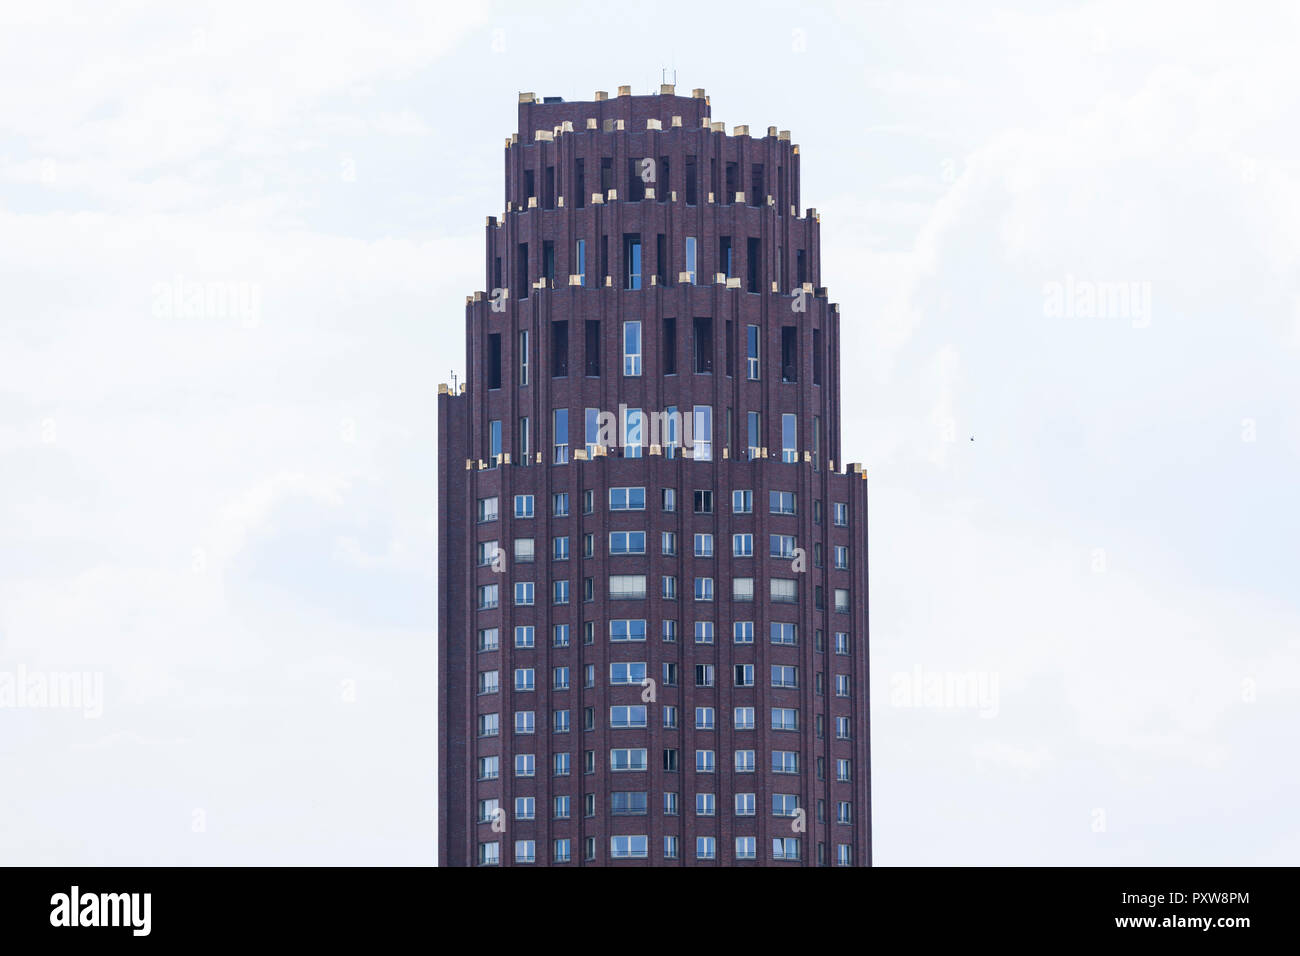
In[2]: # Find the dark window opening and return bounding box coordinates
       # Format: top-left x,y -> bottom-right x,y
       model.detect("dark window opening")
750,164 -> 764,206
663,318 -> 677,375
746,237 -> 760,293
710,158 -> 718,201
523,169 -> 535,204
778,167 -> 785,214
656,234 -> 667,285
813,328 -> 823,386
781,326 -> 798,383
552,320 -> 569,377
493,256 -> 502,291
585,320 -> 601,377
575,158 -> 586,208
685,156 -> 698,205
543,241 -> 556,285
796,249 -> 807,286
600,235 -> 608,283
658,157 -> 670,202
486,333 -> 502,389
719,236 -> 732,278
725,319 -> 734,377
694,317 -> 713,374
623,234 -> 642,290
600,157 -> 614,193
725,162 -> 738,202
544,165 -> 555,209
627,158 -> 646,202
516,243 -> 528,298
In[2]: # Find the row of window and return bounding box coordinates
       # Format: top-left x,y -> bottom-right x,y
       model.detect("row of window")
478,705 -> 855,736
478,665 -> 852,695
480,792 -> 854,823
480,532 -> 850,564
478,490 -> 848,523
480,837 -> 854,866
475,576 -> 852,611
476,751 -> 854,780
477,622 -> 853,653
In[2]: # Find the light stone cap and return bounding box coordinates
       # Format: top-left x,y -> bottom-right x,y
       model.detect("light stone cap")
527,196 -> 537,207
660,84 -> 675,95
671,116 -> 682,127
534,130 -> 553,142
726,277 -> 741,289
646,187 -> 656,200
678,271 -> 692,284
604,275 -> 612,287
574,449 -> 588,460
768,126 -> 778,137
519,92 -> 535,103
692,88 -> 706,98
735,191 -> 745,203
715,272 -> 726,283
647,118 -> 662,130
587,117 -> 598,129
568,274 -> 582,286
779,130 -> 791,141
438,383 -> 449,394
606,188 -> 618,200
594,90 -> 608,101
701,116 -> 711,128
618,85 -> 631,96
592,192 -> 603,204
734,125 -> 749,136
710,121 -> 724,132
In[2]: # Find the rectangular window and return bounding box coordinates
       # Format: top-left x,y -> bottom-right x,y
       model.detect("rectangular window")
734,706 -> 756,730
781,325 -> 798,382
574,239 -> 586,285
733,621 -> 754,644
553,536 -> 570,560
692,405 -> 712,460
486,333 -> 501,390
623,234 -> 642,290
719,235 -> 732,277
477,495 -> 498,523
609,531 -> 647,555
584,320 -> 600,377
685,237 -> 697,284
608,574 -> 647,600
609,619 -> 647,642
623,407 -> 643,458
732,577 -> 754,602
813,327 -> 823,386
746,324 -> 760,380
585,407 -> 600,457
552,408 -> 568,464
663,317 -> 677,374
516,242 -> 528,298
694,533 -> 714,558
770,491 -> 797,515
489,419 -> 502,466
747,237 -> 761,293
693,490 -> 714,514
685,155 -> 697,205
609,486 -> 646,510
747,411 -> 761,460
693,317 -> 713,374
770,621 -> 798,645
514,494 -> 534,518
733,533 -> 753,557
771,578 -> 798,604
782,413 -> 797,463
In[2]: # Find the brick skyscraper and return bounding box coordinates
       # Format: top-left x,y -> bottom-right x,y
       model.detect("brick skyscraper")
438,85 -> 870,866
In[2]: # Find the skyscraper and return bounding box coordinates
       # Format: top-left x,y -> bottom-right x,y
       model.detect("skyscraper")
437,85 -> 869,867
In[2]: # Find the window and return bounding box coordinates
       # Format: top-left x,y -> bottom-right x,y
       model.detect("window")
695,664 -> 715,688
837,844 -> 853,867
585,407 -> 600,457
835,632 -> 851,655
735,749 -> 756,772
488,419 -> 501,467
772,707 -> 798,731
554,838 -> 571,863
552,408 -> 569,463
609,531 -> 647,555
583,534 -> 594,558
719,234 -> 733,275
685,154 -> 697,205
623,407 -> 643,458
478,798 -> 499,823
610,748 -> 648,772
623,234 -> 641,290
695,706 -> 716,730
514,668 -> 535,692
695,793 -> 716,816
772,751 -> 799,774
693,317 -> 713,373
584,320 -> 601,377
771,665 -> 798,688
610,662 -> 648,685
477,584 -> 498,610
477,496 -> 498,523
833,502 -> 849,526
514,494 -> 534,518
773,793 -> 799,817
746,410 -> 762,460
747,236 -> 761,292
519,330 -> 529,386
694,533 -> 714,558
692,405 -> 712,460
609,486 -> 646,510
694,577 -> 714,601
513,581 -> 535,606
662,620 -> 678,642
771,622 -> 798,646
734,706 -> 756,730
662,575 -> 678,599
552,492 -> 569,517
661,531 -> 678,556
770,491 -> 796,515
781,325 -> 798,382
685,236 -> 697,284
476,540 -> 498,567
732,491 -> 752,516
610,619 -> 647,642
695,749 -> 716,773
477,627 -> 499,652
733,621 -> 754,644
477,670 -> 499,695
553,666 -> 570,690
663,747 -> 679,770
770,578 -> 798,604
583,489 -> 594,514
696,836 -> 716,861
610,835 -> 649,859
486,335 -> 501,391
623,320 -> 642,375
782,413 -> 798,463
514,625 -> 535,648
662,662 -> 678,686
693,490 -> 714,514
664,791 -> 679,815
477,713 -> 498,737
553,536 -> 570,560
736,794 -> 757,817
478,841 -> 499,866
515,754 -> 536,777
770,534 -> 796,559
694,621 -> 715,645
836,589 -> 851,613
574,238 -> 586,284
514,538 -> 535,563
836,674 -> 852,697
553,709 -> 570,732
732,577 -> 754,602
835,545 -> 849,570
734,664 -> 754,687
837,758 -> 852,782
836,716 -> 852,740
661,487 -> 677,511
733,534 -> 753,557
773,837 -> 800,861
611,791 -> 648,815
553,580 -> 569,604
609,574 -> 647,600
610,706 -> 648,728
746,324 -> 760,379
477,756 -> 499,780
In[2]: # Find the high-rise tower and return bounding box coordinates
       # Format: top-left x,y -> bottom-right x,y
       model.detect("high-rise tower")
438,85 -> 870,866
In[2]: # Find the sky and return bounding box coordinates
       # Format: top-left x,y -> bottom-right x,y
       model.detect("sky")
1,0 -> 1297,865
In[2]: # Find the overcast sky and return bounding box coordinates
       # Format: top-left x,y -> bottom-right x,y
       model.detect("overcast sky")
1,0 -> 1296,865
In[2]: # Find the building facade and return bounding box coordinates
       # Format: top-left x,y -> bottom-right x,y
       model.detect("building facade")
438,85 -> 870,866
